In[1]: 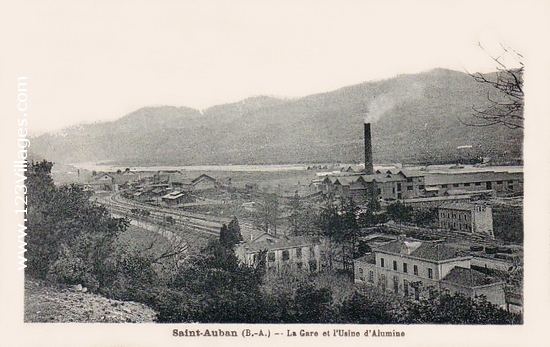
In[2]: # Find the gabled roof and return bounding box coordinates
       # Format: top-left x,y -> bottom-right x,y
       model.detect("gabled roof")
169,173 -> 194,185
239,235 -> 318,253
355,253 -> 376,265
162,191 -> 186,199
398,170 -> 424,178
441,267 -> 503,287
93,173 -> 114,181
192,174 -> 217,184
334,177 -> 362,186
374,240 -> 469,262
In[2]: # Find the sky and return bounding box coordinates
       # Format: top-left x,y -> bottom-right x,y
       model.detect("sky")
1,0 -> 547,135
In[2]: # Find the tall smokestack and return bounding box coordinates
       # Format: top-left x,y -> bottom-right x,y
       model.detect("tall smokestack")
364,123 -> 374,175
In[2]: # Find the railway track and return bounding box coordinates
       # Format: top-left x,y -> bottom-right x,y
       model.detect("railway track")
94,193 -> 227,247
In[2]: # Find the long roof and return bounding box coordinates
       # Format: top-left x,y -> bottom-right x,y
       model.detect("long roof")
425,171 -> 522,186
373,240 -> 469,262
439,202 -> 491,211
239,235 -> 318,253
441,267 -> 503,287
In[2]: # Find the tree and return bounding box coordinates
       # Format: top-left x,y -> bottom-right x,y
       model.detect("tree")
26,160 -> 129,289
465,43 -> 524,129
288,193 -> 302,235
220,217 -> 243,248
396,291 -> 522,324
163,239 -> 265,323
337,198 -> 361,273
339,289 -> 397,324
315,194 -> 341,269
253,193 -> 280,236
386,201 -> 413,224
287,193 -> 319,236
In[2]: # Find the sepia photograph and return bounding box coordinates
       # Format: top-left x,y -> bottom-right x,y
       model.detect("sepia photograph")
1,0 -> 549,346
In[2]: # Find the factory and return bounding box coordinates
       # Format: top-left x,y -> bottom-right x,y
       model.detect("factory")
312,122 -> 523,205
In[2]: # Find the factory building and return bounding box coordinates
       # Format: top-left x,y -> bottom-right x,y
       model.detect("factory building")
311,122 -> 523,205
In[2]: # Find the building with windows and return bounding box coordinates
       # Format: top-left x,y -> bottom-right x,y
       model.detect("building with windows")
354,239 -> 505,306
235,234 -> 322,274
438,202 -> 494,237
423,171 -> 523,197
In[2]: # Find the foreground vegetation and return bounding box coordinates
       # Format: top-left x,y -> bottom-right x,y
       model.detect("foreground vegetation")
26,160 -> 521,324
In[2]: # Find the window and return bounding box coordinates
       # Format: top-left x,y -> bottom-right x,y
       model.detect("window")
403,263 -> 408,273
406,178 -> 413,183
368,271 -> 374,283
397,183 -> 402,191
380,274 -> 387,291
297,262 -> 303,270
407,186 -> 413,191
358,268 -> 364,281
442,184 -> 448,188
296,248 -> 302,259
497,181 -> 503,184
464,183 -> 470,186
453,183 -> 459,187
413,265 -> 418,276
393,260 -> 398,271
268,252 -> 275,262
393,276 -> 399,294
428,268 -> 433,279
309,260 -> 317,272
282,250 -> 290,261
419,185 -> 425,190
380,258 -> 385,268
475,182 -> 481,186
404,279 -> 409,296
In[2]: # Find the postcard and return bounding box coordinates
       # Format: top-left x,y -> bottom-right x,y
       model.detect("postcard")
1,1 -> 549,346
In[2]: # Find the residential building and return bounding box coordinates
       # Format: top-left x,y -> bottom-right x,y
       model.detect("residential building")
354,239 -> 505,306
235,234 -> 322,274
438,202 -> 494,237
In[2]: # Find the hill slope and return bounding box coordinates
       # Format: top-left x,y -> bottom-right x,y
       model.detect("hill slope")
30,69 -> 522,166
24,278 -> 157,323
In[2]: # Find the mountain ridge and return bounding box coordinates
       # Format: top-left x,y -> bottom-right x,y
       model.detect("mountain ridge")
30,68 -> 523,166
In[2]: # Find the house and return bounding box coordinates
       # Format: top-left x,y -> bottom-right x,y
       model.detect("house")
438,202 -> 494,238
354,239 -> 505,306
192,174 -> 218,190
86,173 -> 116,191
235,234 -> 322,274
168,172 -> 195,191
161,191 -> 194,206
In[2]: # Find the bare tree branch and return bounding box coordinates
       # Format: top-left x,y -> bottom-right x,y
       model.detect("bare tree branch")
463,43 -> 524,129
